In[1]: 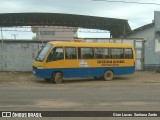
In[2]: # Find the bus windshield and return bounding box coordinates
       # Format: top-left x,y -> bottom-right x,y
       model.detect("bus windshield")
36,43 -> 52,62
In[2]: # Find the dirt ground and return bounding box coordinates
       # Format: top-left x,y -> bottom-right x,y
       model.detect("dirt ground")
0,71 -> 160,87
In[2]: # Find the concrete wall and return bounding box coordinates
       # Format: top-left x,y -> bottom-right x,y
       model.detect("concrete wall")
0,40 -> 46,71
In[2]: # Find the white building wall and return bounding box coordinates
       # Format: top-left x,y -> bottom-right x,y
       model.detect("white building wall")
33,26 -> 77,41
126,25 -> 160,70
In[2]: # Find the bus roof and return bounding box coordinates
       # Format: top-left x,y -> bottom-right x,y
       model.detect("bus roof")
48,41 -> 133,48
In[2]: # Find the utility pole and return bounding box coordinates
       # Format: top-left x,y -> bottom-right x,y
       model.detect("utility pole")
1,27 -> 4,50
1,27 -> 4,71
1,27 -> 3,41
11,34 -> 18,40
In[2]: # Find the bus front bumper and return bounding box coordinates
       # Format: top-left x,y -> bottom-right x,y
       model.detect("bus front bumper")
32,66 -> 52,79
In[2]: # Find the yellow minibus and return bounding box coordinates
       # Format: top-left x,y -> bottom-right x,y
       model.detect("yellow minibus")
33,40 -> 136,83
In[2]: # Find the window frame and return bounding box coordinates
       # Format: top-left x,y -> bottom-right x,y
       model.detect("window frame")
110,48 -> 125,59
124,48 -> 133,59
46,47 -> 64,62
40,31 -> 55,36
78,47 -> 94,59
94,48 -> 110,59
65,47 -> 77,60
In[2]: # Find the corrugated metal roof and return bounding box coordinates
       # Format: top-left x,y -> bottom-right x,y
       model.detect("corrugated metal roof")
0,13 -> 131,38
131,23 -> 154,33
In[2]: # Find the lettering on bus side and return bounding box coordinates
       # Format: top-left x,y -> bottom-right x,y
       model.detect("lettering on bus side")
97,60 -> 125,66
101,63 -> 119,66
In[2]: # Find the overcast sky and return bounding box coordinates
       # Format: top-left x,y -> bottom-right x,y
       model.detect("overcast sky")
1,0 -> 160,39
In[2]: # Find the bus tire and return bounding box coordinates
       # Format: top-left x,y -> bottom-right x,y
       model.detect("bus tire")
104,70 -> 113,81
53,72 -> 63,84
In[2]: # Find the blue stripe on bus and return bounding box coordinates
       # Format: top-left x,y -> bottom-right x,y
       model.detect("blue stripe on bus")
33,66 -> 135,79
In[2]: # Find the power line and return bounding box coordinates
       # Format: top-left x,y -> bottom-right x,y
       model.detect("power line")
92,0 -> 160,5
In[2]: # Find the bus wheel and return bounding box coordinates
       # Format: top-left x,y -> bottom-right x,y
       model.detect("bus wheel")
53,72 -> 63,84
104,70 -> 113,81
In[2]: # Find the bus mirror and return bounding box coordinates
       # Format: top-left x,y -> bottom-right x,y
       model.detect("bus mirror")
37,50 -> 40,55
37,45 -> 45,55
41,45 -> 44,48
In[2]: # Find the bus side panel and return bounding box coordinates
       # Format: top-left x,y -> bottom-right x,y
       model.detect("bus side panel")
34,66 -> 135,79
112,66 -> 135,75
72,66 -> 135,77
34,68 -> 78,79
72,68 -> 104,78
33,68 -> 53,79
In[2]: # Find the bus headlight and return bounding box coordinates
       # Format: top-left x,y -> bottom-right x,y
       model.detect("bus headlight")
37,67 -> 44,69
33,70 -> 35,74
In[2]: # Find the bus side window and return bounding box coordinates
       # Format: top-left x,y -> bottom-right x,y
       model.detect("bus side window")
125,49 -> 133,59
104,48 -> 109,59
95,48 -> 103,59
110,48 -> 124,59
65,47 -> 77,59
47,47 -> 64,62
78,48 -> 94,59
